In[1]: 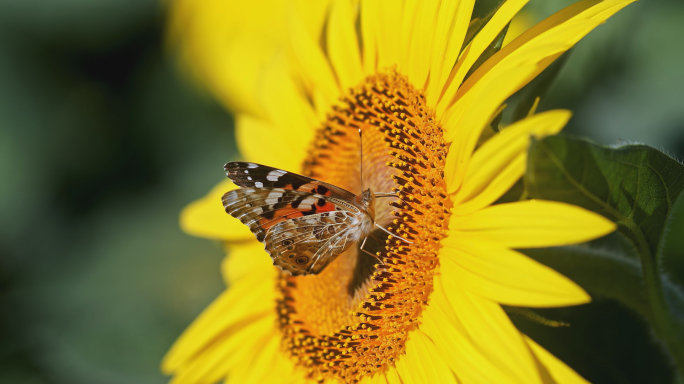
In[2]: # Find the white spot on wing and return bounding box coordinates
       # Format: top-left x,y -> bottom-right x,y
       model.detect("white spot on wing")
247,163 -> 258,169
255,182 -> 264,188
267,170 -> 287,181
267,191 -> 282,200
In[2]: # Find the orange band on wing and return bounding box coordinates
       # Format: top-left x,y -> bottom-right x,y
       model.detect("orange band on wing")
260,209 -> 305,230
316,202 -> 337,213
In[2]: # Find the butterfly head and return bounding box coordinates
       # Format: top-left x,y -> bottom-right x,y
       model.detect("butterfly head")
357,188 -> 376,221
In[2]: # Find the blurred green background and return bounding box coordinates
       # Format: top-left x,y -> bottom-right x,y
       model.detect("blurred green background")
0,1 -> 682,383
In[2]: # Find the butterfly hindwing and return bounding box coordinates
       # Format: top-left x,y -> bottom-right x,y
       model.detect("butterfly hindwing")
265,211 -> 365,275
225,162 -> 356,201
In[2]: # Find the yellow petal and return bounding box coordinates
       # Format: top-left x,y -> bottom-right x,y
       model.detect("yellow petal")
436,0 -> 529,116
404,0 -> 440,88
525,336 -> 590,384
227,336 -> 280,384
169,315 -> 275,384
271,351 -> 303,384
167,0 -> 288,115
394,329 -> 458,384
440,238 -> 590,307
168,0 -> 334,117
422,295 -> 512,383
376,0 -> 403,69
383,366 -> 402,384
444,61 -> 541,194
448,0 -> 637,118
222,241 -> 276,285
503,9 -> 536,47
180,179 -> 253,241
258,56 -> 317,155
235,114 -> 307,173
456,22 -> 599,104
504,0 -> 635,56
226,334 -> 294,384
359,370 -> 389,384
457,154 -> 527,214
288,6 -> 340,114
443,0 -> 635,191
292,0 -> 332,39
328,0 -> 364,91
449,200 -> 617,248
161,274 -> 276,373
451,110 -> 571,215
426,0 -> 475,107
422,277 -> 541,383
424,0 -> 458,106
398,0 -> 420,75
360,0 -> 379,75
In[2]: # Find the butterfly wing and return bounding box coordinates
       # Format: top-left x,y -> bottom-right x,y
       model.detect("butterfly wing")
222,188 -> 342,242
225,162 -> 356,201
222,162 -> 370,275
265,211 -> 368,275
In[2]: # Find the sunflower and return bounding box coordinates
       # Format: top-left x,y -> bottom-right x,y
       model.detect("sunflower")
162,0 -> 633,383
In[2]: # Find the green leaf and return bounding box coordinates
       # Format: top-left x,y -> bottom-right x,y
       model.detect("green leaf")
660,189 -> 684,288
523,233 -> 684,325
526,136 -> 684,258
524,134 -> 684,376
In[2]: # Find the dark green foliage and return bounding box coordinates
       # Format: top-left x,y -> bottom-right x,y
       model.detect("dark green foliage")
523,135 -> 684,378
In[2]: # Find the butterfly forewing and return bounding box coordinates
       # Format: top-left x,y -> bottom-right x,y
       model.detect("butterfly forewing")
222,162 -> 374,276
225,162 -> 356,200
223,188 -> 339,242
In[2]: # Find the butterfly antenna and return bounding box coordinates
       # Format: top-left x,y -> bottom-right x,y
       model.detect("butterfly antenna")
374,223 -> 413,244
359,128 -> 363,192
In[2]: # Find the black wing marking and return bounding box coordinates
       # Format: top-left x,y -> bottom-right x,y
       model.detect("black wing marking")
224,162 -> 356,201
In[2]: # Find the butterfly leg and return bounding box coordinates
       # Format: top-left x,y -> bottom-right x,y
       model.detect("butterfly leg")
374,191 -> 398,199
359,235 -> 384,264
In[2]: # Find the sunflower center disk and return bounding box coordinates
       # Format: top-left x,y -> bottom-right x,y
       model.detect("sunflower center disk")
276,70 -> 452,382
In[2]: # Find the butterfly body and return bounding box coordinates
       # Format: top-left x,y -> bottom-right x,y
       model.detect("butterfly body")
222,162 -> 378,276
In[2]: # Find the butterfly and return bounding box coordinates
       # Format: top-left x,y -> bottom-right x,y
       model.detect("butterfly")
221,162 -> 404,276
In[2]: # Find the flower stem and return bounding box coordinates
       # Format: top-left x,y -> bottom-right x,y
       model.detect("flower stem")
626,220 -> 684,378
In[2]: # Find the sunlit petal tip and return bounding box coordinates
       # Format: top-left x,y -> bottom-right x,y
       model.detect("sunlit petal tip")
440,239 -> 591,307
425,282 -> 545,383
449,200 -> 617,248
525,336 -> 591,384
